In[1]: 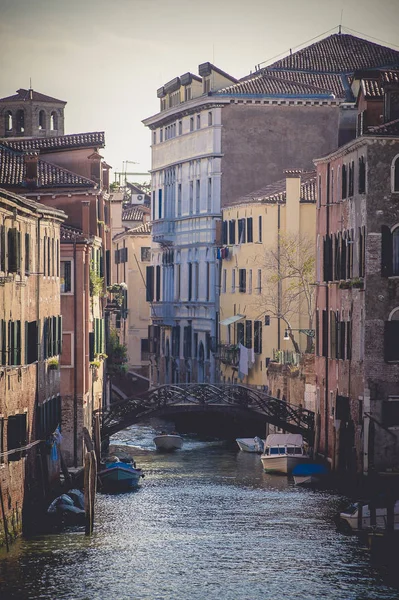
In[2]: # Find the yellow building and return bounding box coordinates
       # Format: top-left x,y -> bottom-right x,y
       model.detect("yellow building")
218,170 -> 316,386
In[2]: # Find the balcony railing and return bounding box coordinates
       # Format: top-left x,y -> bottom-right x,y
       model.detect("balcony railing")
152,219 -> 175,244
218,344 -> 240,367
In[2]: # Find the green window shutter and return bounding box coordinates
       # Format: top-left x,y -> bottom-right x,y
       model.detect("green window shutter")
16,320 -> 21,365
58,315 -> 63,355
43,318 -> 48,359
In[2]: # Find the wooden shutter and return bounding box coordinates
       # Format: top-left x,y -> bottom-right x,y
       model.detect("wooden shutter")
146,266 -> 154,301
381,225 -> 393,277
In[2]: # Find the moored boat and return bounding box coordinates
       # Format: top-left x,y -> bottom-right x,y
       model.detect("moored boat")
260,433 -> 309,474
236,437 -> 265,453
153,433 -> 183,451
336,500 -> 399,534
98,458 -> 144,492
292,463 -> 328,486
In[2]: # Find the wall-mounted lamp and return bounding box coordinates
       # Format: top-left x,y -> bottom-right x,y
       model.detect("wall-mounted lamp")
284,328 -> 315,340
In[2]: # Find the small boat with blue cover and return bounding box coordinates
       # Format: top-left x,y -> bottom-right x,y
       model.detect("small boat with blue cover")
292,463 -> 328,486
98,457 -> 144,492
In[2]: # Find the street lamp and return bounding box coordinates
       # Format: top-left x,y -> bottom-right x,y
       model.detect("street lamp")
284,328 -> 315,340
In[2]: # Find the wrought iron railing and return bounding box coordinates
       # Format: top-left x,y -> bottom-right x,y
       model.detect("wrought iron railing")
218,344 -> 240,366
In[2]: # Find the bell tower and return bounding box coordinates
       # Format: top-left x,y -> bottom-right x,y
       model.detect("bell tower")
0,88 -> 66,138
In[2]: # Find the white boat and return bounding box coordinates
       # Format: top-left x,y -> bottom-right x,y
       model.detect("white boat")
153,433 -> 183,451
260,433 -> 309,474
336,500 -> 399,534
236,437 -> 265,453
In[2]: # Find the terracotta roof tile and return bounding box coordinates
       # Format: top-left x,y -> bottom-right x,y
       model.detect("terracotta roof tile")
60,224 -> 84,240
122,206 -> 146,221
0,88 -> 66,104
267,34 -> 399,74
361,78 -> 384,98
218,73 -> 337,97
230,171 -> 317,205
2,131 -> 105,152
0,144 -> 97,188
367,117 -> 399,135
128,222 -> 151,234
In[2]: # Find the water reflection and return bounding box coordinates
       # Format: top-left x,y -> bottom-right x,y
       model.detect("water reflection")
1,423 -> 399,600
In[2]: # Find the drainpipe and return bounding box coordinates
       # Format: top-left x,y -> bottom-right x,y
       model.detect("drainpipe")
324,164 -> 330,460
277,203 -> 281,349
73,234 -> 78,468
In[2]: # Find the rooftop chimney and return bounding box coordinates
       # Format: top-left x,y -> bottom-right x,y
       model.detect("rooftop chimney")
24,151 -> 39,189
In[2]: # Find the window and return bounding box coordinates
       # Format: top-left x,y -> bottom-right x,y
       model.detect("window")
50,111 -> 58,131
207,178 -> 212,212
238,269 -> 246,293
185,87 -> 191,101
183,324 -> 192,358
256,269 -> 262,294
190,117 -> 194,132
5,110 -> 12,132
146,266 -> 154,301
188,263 -> 192,300
358,156 -> 366,194
177,183 -> 182,216
158,189 -> 162,219
38,110 -> 46,130
197,114 -> 201,129
7,228 -> 21,273
189,181 -> 194,214
385,309 -> 399,362
156,265 -> 161,301
342,164 -> 347,199
204,78 -> 211,94
208,111 -> 213,126
141,247 -> 151,262
245,320 -> 252,349
231,269 -> 236,293
265,315 -> 270,326
237,322 -> 244,346
348,161 -> 354,197
258,216 -> 262,243
206,263 -> 210,301
222,269 -> 227,293
383,398 -> 399,427
254,321 -> 262,354
178,121 -> 182,135
153,131 -> 156,145
247,218 -> 253,243
195,180 -> 200,213
248,269 -> 252,294
60,260 -> 72,293
8,320 -> 21,365
392,156 -> 399,192
16,109 -> 24,133
238,219 -> 246,243
229,220 -> 236,245
7,414 -> 27,461
25,232 -> 30,275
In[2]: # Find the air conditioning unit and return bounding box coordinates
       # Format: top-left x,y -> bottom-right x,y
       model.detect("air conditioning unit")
137,194 -> 143,201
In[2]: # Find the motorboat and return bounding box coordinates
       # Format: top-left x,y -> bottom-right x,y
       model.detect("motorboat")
292,463 -> 328,486
47,489 -> 85,526
260,433 -> 309,474
236,437 -> 265,453
153,433 -> 183,451
336,500 -> 399,534
98,458 -> 144,492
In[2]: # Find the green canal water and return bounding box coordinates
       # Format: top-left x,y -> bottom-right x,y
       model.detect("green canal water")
1,423 -> 399,600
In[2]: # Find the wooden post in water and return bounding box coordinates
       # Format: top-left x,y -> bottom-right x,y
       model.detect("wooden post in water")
93,414 -> 101,467
84,450 -> 97,536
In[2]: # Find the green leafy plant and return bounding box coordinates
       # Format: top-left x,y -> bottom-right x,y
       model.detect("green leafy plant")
107,328 -> 128,377
90,360 -> 101,369
48,357 -> 59,370
90,264 -> 104,297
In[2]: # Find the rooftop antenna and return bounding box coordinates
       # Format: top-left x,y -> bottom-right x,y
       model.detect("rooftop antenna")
339,9 -> 343,34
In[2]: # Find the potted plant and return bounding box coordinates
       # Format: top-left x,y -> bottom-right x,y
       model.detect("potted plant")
48,357 -> 59,370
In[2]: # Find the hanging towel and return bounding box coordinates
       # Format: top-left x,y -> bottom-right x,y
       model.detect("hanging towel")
239,344 -> 249,376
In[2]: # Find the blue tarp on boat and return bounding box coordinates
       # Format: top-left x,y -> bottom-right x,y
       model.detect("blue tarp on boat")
292,463 -> 328,476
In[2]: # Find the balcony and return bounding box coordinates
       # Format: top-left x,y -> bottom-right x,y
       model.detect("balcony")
152,219 -> 175,245
218,344 -> 240,367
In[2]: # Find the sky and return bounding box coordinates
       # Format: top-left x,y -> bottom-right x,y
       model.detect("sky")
1,0 -> 399,184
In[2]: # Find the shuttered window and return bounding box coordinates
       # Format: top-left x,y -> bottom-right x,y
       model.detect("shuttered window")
384,320 -> 399,362
238,269 -> 246,293
146,266 -> 154,301
229,220 -> 236,245
245,320 -> 252,349
246,218 -> 253,243
254,321 -> 262,354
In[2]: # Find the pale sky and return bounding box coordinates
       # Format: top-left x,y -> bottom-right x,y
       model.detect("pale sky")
1,0 -> 399,183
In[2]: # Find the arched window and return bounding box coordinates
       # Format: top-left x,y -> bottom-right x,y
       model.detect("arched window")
392,155 -> 399,193
385,308 -> 399,362
5,110 -> 12,131
16,109 -> 24,133
381,224 -> 399,276
50,111 -> 58,131
39,110 -> 46,130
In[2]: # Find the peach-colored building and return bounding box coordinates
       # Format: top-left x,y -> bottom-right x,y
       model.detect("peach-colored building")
0,187 -> 65,547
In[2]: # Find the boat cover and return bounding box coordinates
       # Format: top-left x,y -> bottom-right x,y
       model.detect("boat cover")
292,463 -> 328,476
265,433 -> 303,447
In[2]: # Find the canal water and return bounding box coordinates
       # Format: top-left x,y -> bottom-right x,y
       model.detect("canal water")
1,423 -> 399,600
